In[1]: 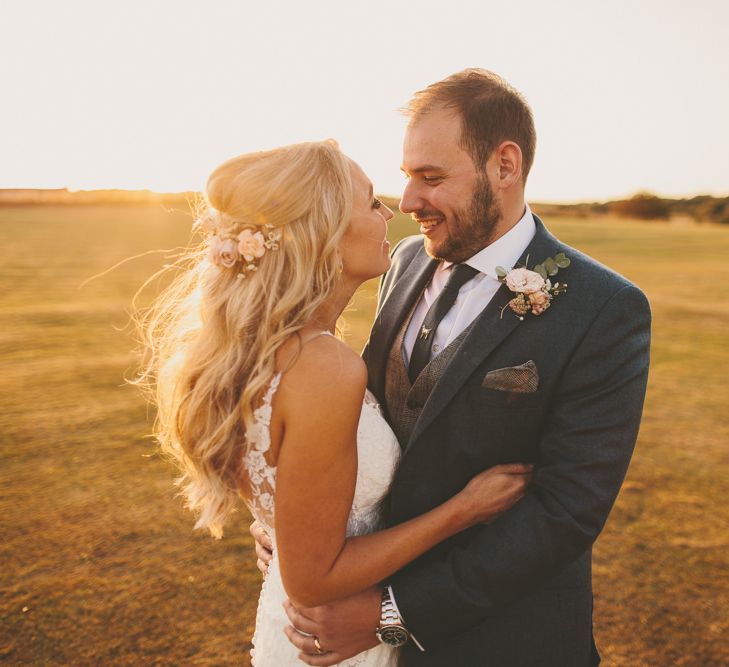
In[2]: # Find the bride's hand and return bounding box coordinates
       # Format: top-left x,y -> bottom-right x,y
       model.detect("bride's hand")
249,520 -> 273,576
458,463 -> 534,525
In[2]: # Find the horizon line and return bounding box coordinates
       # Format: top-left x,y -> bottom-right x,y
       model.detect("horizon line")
0,186 -> 727,206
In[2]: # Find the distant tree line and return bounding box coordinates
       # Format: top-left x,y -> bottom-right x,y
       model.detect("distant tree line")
1,190 -> 728,224
531,193 -> 729,225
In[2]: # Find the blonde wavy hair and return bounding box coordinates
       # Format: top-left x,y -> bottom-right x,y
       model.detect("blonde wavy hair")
136,140 -> 353,537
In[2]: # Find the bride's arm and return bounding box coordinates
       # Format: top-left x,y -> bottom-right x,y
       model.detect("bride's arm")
273,336 -> 530,608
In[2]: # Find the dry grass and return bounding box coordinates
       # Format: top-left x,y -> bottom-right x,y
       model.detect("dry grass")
1,205 -> 727,665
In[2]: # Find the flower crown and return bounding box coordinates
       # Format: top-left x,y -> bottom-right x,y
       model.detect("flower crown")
196,209 -> 282,278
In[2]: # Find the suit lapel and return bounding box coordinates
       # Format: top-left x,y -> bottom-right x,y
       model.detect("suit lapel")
367,245 -> 438,401
405,215 -> 561,451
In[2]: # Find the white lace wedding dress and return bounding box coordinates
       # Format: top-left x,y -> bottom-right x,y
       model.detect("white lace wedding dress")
244,370 -> 401,667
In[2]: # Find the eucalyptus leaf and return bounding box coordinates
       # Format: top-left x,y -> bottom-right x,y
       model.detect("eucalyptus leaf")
555,256 -> 571,268
534,264 -> 548,280
543,257 -> 559,276
495,266 -> 508,278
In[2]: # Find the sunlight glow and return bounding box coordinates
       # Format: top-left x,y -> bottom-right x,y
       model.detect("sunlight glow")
1,0 -> 727,201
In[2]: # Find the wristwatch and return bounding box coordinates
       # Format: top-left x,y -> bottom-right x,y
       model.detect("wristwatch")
375,587 -> 410,648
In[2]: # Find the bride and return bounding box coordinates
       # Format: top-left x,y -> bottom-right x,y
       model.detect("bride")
138,140 -> 532,665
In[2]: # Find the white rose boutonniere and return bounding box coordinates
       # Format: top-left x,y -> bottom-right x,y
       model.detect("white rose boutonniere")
496,253 -> 570,320
504,267 -> 545,293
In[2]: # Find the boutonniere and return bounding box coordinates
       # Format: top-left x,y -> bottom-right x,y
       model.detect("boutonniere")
496,253 -> 570,320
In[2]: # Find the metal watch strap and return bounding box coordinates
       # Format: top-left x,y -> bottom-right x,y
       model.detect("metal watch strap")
376,587 -> 410,647
380,588 -> 401,624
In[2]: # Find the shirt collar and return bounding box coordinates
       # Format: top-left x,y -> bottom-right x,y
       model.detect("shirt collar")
443,204 -> 536,279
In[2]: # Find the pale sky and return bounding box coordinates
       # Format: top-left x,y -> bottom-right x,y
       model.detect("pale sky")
1,0 -> 727,202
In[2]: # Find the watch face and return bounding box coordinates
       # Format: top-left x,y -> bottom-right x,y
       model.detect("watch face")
377,625 -> 409,647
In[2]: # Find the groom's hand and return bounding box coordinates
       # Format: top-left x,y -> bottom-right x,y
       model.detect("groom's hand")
283,586 -> 381,666
249,520 -> 273,576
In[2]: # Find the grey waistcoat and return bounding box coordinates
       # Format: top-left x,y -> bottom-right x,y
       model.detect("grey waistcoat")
384,303 -> 476,447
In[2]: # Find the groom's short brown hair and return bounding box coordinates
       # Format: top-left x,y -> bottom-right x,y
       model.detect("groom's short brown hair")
404,68 -> 537,182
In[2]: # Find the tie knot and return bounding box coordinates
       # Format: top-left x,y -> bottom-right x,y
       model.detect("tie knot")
444,263 -> 479,291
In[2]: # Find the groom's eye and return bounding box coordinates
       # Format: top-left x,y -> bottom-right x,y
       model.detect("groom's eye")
373,198 -> 383,210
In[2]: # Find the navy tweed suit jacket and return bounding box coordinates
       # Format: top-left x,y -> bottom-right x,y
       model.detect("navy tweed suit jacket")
362,215 -> 651,667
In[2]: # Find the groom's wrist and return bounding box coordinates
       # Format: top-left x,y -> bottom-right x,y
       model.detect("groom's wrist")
376,586 -> 410,648
387,586 -> 425,651
376,586 -> 424,651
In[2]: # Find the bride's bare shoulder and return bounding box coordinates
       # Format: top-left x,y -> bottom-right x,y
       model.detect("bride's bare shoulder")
276,333 -> 367,408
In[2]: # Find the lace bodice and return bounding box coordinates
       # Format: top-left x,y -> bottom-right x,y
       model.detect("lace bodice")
243,373 -> 281,530
242,369 -> 401,666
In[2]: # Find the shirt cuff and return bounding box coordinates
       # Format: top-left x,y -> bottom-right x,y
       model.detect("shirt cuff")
387,585 -> 425,652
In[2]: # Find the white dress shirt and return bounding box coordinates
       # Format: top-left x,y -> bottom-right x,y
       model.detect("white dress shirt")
402,205 -> 536,365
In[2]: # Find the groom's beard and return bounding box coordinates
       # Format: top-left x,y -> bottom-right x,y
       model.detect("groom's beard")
425,176 -> 502,263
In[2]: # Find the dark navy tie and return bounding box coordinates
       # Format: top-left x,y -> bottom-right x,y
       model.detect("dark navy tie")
408,263 -> 480,383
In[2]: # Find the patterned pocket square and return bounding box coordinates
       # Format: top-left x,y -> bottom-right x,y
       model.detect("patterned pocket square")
481,360 -> 539,393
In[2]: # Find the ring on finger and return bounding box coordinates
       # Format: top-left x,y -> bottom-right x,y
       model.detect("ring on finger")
313,637 -> 325,655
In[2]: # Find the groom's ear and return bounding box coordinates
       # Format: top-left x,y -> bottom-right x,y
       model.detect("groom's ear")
491,140 -> 523,190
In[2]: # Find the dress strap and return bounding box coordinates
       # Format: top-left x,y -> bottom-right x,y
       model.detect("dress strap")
300,330 -> 334,344
278,330 -> 335,375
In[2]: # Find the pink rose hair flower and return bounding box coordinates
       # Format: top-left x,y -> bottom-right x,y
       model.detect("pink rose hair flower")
237,230 -> 267,263
199,208 -> 282,278
208,236 -> 240,268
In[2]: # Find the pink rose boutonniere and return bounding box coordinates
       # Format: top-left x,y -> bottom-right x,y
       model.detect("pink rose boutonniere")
496,253 -> 570,320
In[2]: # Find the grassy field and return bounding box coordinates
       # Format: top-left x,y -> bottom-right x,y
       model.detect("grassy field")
1,204 -> 727,666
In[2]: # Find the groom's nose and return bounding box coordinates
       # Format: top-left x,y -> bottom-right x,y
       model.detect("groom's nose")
399,178 -> 422,215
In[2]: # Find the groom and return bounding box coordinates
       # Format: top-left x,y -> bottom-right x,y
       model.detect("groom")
256,69 -> 651,666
